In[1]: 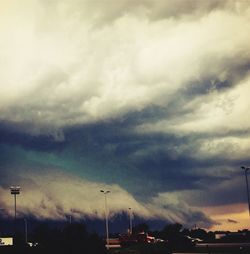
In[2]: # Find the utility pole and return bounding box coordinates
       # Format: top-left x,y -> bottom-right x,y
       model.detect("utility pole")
241,166 -> 250,217
24,218 -> 28,244
129,207 -> 133,235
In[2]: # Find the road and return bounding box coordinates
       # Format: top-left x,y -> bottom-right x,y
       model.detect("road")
173,242 -> 250,254
196,242 -> 250,248
107,240 -> 250,253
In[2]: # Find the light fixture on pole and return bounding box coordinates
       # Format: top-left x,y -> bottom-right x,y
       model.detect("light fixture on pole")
241,166 -> 250,217
128,207 -> 133,235
100,190 -> 110,249
10,186 -> 21,220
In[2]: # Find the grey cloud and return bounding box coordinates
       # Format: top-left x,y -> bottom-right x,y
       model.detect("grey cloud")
144,0 -> 241,21
149,192 -> 215,228
45,0 -> 246,25
182,174 -> 247,207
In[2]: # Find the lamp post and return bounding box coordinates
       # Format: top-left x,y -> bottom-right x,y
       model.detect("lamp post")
24,218 -> 28,244
128,208 -> 133,235
100,190 -> 110,249
241,166 -> 250,217
10,186 -> 20,220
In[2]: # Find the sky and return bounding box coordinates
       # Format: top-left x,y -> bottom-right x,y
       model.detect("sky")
0,0 -> 250,232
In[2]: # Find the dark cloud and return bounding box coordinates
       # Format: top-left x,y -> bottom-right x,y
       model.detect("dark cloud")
1,114 -> 247,209
0,124 -> 65,152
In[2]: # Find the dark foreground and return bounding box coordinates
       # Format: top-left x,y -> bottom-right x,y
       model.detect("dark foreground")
0,244 -> 107,254
109,242 -> 250,254
1,242 -> 250,254
0,243 -> 107,254
2,222 -> 250,254
194,242 -> 250,253
0,223 -> 108,254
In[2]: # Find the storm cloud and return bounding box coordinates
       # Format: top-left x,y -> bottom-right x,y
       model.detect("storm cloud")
0,0 -> 250,229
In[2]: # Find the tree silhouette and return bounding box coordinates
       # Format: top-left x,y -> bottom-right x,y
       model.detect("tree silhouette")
30,222 -> 107,254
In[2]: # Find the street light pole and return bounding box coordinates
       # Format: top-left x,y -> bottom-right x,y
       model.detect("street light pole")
128,208 -> 133,235
24,218 -> 28,244
10,186 -> 21,220
100,190 -> 110,249
241,166 -> 250,217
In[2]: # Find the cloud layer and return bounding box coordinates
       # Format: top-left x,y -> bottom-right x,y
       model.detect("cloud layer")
1,0 -> 250,230
1,1 -> 250,133
0,168 -> 213,228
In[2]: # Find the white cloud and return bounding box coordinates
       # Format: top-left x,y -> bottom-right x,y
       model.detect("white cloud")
0,0 -> 249,136
0,168 -> 214,227
0,169 -> 150,220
